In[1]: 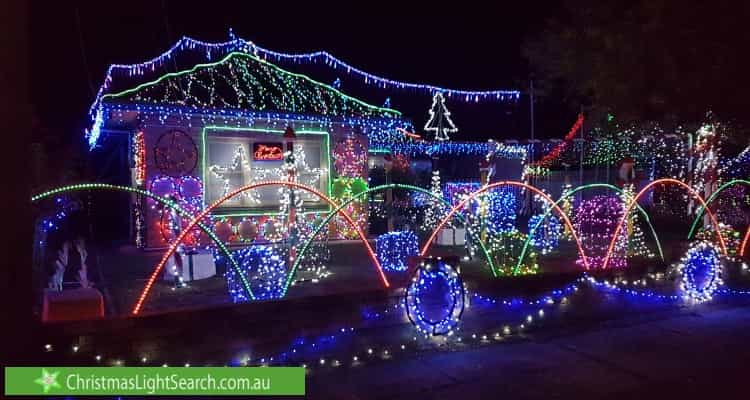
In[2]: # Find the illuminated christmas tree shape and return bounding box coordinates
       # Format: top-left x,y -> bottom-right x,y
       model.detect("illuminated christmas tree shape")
619,184 -> 655,258
424,92 -> 458,141
423,170 -> 448,231
259,145 -> 326,202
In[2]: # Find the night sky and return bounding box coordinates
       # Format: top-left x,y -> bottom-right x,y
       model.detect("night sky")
31,2 -> 570,147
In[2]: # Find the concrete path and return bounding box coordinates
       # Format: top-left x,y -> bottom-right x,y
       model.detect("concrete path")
307,302 -> 750,399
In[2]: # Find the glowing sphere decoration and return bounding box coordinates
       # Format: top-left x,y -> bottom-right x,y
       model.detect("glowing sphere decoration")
149,175 -> 178,198
213,220 -> 233,243
486,190 -> 518,235
262,218 -> 283,242
237,219 -> 258,242
678,241 -> 724,303
405,259 -> 466,336
574,195 -> 627,269
178,175 -> 203,199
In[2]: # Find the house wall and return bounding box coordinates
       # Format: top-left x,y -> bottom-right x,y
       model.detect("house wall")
123,111 -> 371,249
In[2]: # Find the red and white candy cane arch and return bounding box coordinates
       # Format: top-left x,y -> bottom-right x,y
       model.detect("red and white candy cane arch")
602,178 -> 728,270
420,181 -> 591,270
132,180 -> 388,315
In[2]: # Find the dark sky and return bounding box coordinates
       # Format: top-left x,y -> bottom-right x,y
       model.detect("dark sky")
31,2 -> 573,147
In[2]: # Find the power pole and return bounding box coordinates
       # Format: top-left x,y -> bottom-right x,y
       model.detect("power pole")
530,78 -> 535,164
579,105 -> 585,200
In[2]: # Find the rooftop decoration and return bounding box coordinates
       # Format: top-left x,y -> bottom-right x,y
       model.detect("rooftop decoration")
85,33 -> 519,148
101,52 -> 402,120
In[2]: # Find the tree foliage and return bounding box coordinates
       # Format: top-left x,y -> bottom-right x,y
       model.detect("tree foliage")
523,0 -> 750,124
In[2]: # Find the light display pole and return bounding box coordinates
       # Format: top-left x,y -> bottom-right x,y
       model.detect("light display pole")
284,126 -> 298,266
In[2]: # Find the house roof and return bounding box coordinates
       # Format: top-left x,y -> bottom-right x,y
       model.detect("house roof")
101,52 -> 402,120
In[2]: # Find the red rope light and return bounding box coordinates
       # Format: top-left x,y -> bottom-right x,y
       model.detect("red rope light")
740,226 -> 750,257
132,181 -> 388,315
420,181 -> 590,270
396,127 -> 422,140
529,113 -> 584,168
602,178 -> 727,270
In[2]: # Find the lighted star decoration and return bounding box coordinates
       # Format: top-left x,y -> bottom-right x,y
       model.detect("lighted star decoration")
253,145 -> 327,202
208,146 -> 262,204
210,144 -> 327,204
34,369 -> 61,394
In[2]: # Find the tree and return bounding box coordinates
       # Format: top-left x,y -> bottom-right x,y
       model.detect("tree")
424,92 -> 458,141
522,0 -> 750,124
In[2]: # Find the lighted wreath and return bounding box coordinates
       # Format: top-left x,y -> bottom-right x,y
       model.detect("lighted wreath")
153,129 -> 198,177
677,241 -> 724,303
405,259 -> 465,336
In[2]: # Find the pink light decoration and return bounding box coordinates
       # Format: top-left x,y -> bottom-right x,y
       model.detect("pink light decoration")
333,137 -> 367,178
574,195 -> 627,269
602,178 -> 727,270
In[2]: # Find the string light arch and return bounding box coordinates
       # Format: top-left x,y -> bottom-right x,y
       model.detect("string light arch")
686,179 -> 750,240
516,183 -> 665,275
287,183 -> 499,294
133,181 -> 386,315
603,178 -> 727,270
31,183 -> 253,300
421,181 -> 590,270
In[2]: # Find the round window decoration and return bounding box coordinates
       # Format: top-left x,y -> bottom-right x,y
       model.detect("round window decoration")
153,129 -> 198,177
405,259 -> 465,336
678,241 -> 724,303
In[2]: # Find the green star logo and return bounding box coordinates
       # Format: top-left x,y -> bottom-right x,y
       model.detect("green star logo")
34,368 -> 61,393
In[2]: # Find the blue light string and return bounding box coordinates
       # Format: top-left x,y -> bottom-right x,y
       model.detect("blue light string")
102,36 -> 520,100
370,141 -> 531,158
104,102 -> 413,130
35,197 -> 81,246
585,276 -> 680,301
717,287 -> 750,295
220,276 -> 750,367
471,282 -> 581,308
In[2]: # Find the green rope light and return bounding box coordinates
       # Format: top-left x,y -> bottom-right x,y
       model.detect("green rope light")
687,179 -> 750,240
515,183 -> 665,275
284,183 -> 497,296
31,183 -> 255,301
